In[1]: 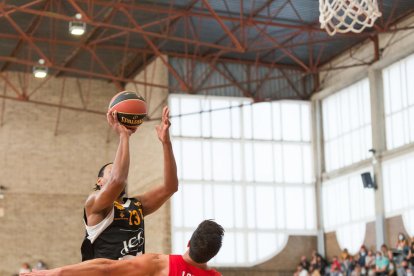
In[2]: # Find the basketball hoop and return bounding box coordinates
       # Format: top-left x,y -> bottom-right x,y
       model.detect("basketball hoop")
319,0 -> 382,36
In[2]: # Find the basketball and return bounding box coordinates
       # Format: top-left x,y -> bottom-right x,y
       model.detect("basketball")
108,91 -> 147,128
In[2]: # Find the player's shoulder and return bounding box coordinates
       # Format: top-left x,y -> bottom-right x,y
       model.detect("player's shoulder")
85,191 -> 99,206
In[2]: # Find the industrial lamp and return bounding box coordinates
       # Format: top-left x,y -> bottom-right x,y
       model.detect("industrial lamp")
69,13 -> 86,36
33,59 -> 48,78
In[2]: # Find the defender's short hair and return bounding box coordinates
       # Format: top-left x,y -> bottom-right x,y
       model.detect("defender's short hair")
189,220 -> 224,263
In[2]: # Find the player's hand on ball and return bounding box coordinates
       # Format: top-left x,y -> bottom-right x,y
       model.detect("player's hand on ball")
156,106 -> 171,144
107,110 -> 136,137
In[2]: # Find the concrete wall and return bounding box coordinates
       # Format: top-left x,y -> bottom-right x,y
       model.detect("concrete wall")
385,215 -> 410,249
219,236 -> 317,275
0,57 -> 169,275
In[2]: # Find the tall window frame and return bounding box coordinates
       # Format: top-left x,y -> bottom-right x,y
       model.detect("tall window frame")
169,94 -> 316,267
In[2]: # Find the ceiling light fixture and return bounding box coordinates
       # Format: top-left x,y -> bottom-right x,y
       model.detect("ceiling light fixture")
69,13 -> 86,36
33,59 -> 48,78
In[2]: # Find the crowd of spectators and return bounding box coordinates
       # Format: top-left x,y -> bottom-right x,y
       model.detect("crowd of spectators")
295,233 -> 414,276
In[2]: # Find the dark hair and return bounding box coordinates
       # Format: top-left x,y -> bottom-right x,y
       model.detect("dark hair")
94,163 -> 113,191
189,220 -> 224,263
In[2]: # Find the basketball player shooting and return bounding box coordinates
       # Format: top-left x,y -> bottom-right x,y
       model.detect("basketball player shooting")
81,106 -> 178,261
22,220 -> 223,276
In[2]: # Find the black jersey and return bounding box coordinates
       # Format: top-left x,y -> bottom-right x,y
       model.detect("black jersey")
81,197 -> 145,261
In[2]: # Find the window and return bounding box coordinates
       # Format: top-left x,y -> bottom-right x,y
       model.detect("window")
382,53 -> 414,150
170,95 -> 316,267
382,151 -> 414,236
322,169 -> 375,253
382,151 -> 414,216
322,79 -> 372,172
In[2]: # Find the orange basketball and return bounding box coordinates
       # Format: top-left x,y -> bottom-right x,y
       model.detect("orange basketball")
108,91 -> 147,128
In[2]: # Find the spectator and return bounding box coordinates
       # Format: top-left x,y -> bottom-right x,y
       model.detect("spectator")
310,265 -> 321,276
301,255 -> 311,271
387,250 -> 397,276
331,256 -> 343,276
316,255 -> 328,275
366,250 -> 376,275
295,264 -> 309,276
406,239 -> 414,267
376,251 -> 389,276
359,246 -> 368,269
397,260 -> 409,276
343,255 -> 356,276
395,232 -> 410,263
369,266 -> 377,276
342,249 -> 350,262
19,263 -> 31,274
396,233 -> 410,257
352,264 -> 362,276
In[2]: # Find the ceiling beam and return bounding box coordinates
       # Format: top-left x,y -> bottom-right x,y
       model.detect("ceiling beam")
6,4 -> 241,53
0,7 -> 51,65
0,0 -> 50,72
0,56 -> 169,89
200,0 -> 244,52
55,1 -> 121,77
121,0 -> 200,81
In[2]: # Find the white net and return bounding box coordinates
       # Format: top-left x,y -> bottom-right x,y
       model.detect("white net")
319,0 -> 382,36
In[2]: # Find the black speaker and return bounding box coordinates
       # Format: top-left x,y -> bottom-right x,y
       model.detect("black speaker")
361,172 -> 376,189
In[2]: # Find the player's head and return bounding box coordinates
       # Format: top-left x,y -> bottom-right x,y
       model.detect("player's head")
95,162 -> 113,191
95,162 -> 126,197
188,220 -> 224,264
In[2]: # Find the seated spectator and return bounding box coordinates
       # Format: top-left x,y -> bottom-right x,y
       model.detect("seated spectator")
343,255 -> 356,276
366,250 -> 376,275
395,232 -> 410,264
342,249 -> 350,262
316,255 -> 328,275
331,256 -> 343,276
294,264 -> 309,276
387,250 -> 397,276
359,246 -> 368,269
19,263 -> 31,274
341,248 -> 352,274
376,251 -> 390,276
406,239 -> 414,267
352,264 -> 362,276
369,266 -> 377,276
396,233 -> 410,257
310,265 -> 321,276
300,255 -> 311,271
397,260 -> 409,276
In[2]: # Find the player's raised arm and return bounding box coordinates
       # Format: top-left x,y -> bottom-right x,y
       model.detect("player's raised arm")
135,106 -> 178,216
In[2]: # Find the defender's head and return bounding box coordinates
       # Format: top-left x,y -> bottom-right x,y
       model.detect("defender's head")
188,220 -> 224,264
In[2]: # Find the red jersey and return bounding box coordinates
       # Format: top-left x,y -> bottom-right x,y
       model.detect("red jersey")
169,255 -> 221,276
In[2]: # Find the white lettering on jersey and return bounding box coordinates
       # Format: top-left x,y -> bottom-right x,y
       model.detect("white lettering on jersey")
120,228 -> 144,256
182,272 -> 193,276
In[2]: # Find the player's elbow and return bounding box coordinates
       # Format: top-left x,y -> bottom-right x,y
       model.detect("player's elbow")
168,179 -> 179,194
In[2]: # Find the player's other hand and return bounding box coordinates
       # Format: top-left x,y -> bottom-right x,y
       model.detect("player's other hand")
156,106 -> 171,144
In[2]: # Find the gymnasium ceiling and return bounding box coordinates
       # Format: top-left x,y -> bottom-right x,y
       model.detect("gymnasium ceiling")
0,0 -> 414,100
